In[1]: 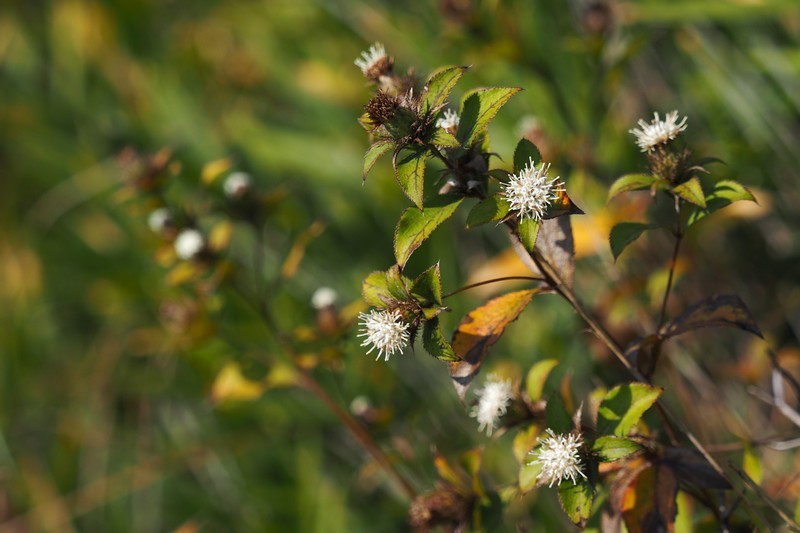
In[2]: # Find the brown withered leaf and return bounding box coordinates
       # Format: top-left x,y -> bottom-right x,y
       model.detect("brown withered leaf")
520,216 -> 576,288
661,294 -> 763,339
624,335 -> 663,379
449,289 -> 539,400
619,462 -> 679,533
663,447 -> 731,490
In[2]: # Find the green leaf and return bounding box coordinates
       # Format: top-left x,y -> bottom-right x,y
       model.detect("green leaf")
545,394 -> 573,434
661,293 -> 763,338
394,195 -> 463,268
384,264 -> 410,300
457,87 -> 522,146
430,128 -> 461,148
543,188 -> 584,219
361,270 -> 394,308
410,263 -> 444,307
466,195 -> 510,228
362,139 -> 394,180
518,218 -> 541,253
608,174 -> 658,201
519,460 -> 543,494
394,145 -> 429,209
671,176 -> 706,207
422,66 -> 468,113
525,359 -> 559,402
513,138 -> 541,174
687,179 -> 756,226
558,478 -> 594,528
597,383 -> 662,437
592,436 -> 643,462
609,222 -> 656,261
422,317 -> 459,362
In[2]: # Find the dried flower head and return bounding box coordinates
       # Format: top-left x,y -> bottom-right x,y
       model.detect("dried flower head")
174,228 -> 205,260
528,429 -> 587,487
470,374 -> 514,436
436,109 -> 460,133
357,309 -> 410,361
502,158 -> 563,222
311,287 -> 338,309
629,110 -> 688,152
364,91 -> 400,128
224,171 -> 253,199
148,207 -> 173,233
354,42 -> 393,80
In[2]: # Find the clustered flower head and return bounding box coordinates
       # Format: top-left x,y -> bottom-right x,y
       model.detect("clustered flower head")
223,171 -> 253,199
529,429 -> 587,487
629,110 -> 688,152
148,207 -> 173,233
174,228 -> 205,260
470,374 -> 514,436
436,109 -> 460,133
502,158 -> 563,222
357,308 -> 410,361
354,42 -> 393,80
311,287 -> 338,309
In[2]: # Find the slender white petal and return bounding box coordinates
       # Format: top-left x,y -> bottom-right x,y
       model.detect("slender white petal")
529,429 -> 587,487
354,43 -> 388,76
629,110 -> 688,152
436,109 -> 460,131
470,375 -> 514,436
357,309 -> 410,361
502,157 -> 563,222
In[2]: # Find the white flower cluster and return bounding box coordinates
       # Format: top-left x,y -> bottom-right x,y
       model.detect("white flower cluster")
436,109 -> 460,132
147,207 -> 172,233
311,287 -> 338,309
174,228 -> 205,260
470,375 -> 514,436
529,429 -> 587,487
354,43 -> 388,77
223,171 -> 253,199
357,309 -> 410,361
502,157 -> 563,222
629,110 -> 688,152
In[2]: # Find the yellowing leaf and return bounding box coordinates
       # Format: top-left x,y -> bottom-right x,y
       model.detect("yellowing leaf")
211,362 -> 265,403
208,220 -> 234,252
201,158 -> 231,185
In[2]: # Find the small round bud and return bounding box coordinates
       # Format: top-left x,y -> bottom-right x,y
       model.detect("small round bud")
223,172 -> 253,199
147,207 -> 173,233
174,228 -> 205,260
311,287 -> 338,309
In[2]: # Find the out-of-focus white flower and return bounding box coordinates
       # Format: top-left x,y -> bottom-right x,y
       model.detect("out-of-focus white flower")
502,157 -> 563,222
629,110 -> 688,152
357,309 -> 410,361
354,42 -> 389,77
223,172 -> 253,199
174,229 -> 205,260
148,207 -> 172,233
436,109 -> 460,132
311,287 -> 338,309
528,429 -> 587,487
470,374 -> 514,436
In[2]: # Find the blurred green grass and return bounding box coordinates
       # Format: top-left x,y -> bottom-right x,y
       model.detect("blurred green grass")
1,0 -> 799,530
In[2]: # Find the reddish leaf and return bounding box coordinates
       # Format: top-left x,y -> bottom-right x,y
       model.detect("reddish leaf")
449,289 -> 539,400
620,463 -> 679,533
661,294 -> 763,338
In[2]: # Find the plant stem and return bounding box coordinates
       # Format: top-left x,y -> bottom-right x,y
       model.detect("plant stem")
657,200 -> 684,329
442,276 -> 545,300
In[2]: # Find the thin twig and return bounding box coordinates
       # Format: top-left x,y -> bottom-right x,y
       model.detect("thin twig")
442,276 -> 545,300
657,198 -> 684,329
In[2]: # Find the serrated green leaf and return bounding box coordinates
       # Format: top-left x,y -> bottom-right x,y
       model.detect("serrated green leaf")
597,383 -> 662,437
410,263 -> 443,307
394,145 -> 429,209
394,195 -> 463,268
558,478 -> 594,527
518,218 -> 541,253
687,179 -> 757,226
526,359 -> 559,402
423,65 -> 468,113
457,87 -> 522,146
384,264 -> 410,300
361,270 -> 394,307
430,128 -> 461,148
466,195 -> 510,228
608,174 -> 658,201
513,138 -> 542,174
362,139 -> 394,180
672,177 -> 706,207
609,222 -> 656,261
422,317 -> 459,361
591,436 -> 643,462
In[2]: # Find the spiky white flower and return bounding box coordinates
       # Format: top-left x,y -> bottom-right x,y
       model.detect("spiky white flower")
629,110 -> 688,152
528,429 -> 587,487
148,207 -> 172,233
357,309 -> 410,361
174,229 -> 205,260
470,375 -> 514,436
354,42 -> 388,76
436,109 -> 460,132
311,287 -> 338,309
223,171 -> 253,199
502,157 -> 563,222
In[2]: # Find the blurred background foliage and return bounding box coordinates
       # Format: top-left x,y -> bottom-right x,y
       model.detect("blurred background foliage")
1,0 -> 799,530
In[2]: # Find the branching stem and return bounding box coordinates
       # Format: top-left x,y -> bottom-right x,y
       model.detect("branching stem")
443,275 -> 545,299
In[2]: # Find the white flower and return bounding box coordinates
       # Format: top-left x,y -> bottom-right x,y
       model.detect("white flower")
147,207 -> 172,233
354,42 -> 389,77
502,157 -> 563,222
470,375 -> 514,436
436,109 -> 460,132
174,229 -> 205,260
223,171 -> 253,199
528,429 -> 587,487
357,309 -> 410,361
629,110 -> 688,152
311,287 -> 338,309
